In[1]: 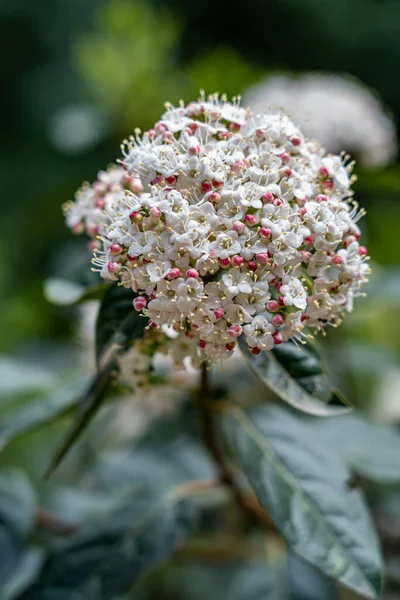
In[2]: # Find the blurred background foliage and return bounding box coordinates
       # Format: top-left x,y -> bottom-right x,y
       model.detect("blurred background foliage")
2,0 -> 400,598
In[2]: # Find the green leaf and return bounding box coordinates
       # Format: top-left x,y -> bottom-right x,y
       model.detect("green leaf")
21,487 -> 197,600
312,413 -> 400,484
222,405 -> 382,599
95,283 -> 146,365
0,470 -> 38,597
239,337 -> 351,416
44,278 -> 108,307
44,367 -> 114,479
0,377 -> 91,453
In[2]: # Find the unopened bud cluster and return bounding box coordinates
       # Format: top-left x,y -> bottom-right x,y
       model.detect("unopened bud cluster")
66,93 -> 370,363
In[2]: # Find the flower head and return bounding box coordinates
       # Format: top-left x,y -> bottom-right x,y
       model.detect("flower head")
67,92 -> 370,364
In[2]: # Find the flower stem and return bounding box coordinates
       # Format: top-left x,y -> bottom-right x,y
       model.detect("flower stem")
196,362 -> 271,530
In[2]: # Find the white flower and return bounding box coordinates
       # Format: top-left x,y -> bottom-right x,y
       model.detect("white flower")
243,315 -> 276,351
280,276 -> 308,310
69,92 -> 370,365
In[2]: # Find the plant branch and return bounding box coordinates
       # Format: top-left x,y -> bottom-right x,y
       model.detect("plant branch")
195,363 -> 272,531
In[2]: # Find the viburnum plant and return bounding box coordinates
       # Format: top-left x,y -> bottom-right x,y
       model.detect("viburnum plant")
50,93 -> 384,599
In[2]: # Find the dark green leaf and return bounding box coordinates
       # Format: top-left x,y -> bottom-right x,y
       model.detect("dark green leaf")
21,488 -> 196,600
44,366 -> 114,479
312,413 -> 400,483
95,283 -> 146,365
0,377 -> 91,453
222,405 -> 382,599
239,337 -> 351,416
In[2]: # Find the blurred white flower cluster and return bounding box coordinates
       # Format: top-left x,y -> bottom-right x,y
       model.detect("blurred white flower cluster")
66,93 -> 370,365
244,74 -> 397,168
64,166 -> 143,251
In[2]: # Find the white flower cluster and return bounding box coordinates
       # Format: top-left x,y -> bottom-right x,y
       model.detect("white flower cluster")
243,74 -> 397,168
68,93 -> 371,364
64,165 -> 143,250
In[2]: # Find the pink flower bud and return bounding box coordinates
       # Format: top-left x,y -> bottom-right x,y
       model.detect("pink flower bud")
110,243 -> 122,255
331,255 -> 342,265
260,227 -> 271,238
291,136 -> 301,146
107,261 -> 121,274
228,324 -> 242,338
262,191 -> 274,203
213,308 -> 225,319
225,342 -> 236,352
245,214 -> 257,226
322,180 -> 333,190
189,122 -> 199,132
248,261 -> 257,272
229,122 -> 241,132
267,300 -> 279,312
71,222 -> 84,235
88,240 -> 101,251
358,246 -> 367,256
273,332 -> 284,345
343,235 -> 356,247
212,179 -> 224,189
95,199 -> 105,209
219,257 -> 231,268
149,206 -> 161,219
282,168 -> 292,177
256,252 -> 269,264
126,254 -> 137,262
189,145 -> 200,155
299,250 -> 312,262
201,180 -> 212,193
299,208 -> 307,217
86,225 -> 98,237
162,131 -> 173,141
154,122 -> 167,133
255,129 -> 266,139
208,192 -> 220,204
274,198 -> 283,207
232,160 -> 244,171
316,194 -> 327,203
133,296 -> 147,311
168,268 -> 181,279
319,166 -> 329,178
129,211 -> 142,223
186,268 -> 199,279
147,128 -> 156,140
199,340 -> 207,349
232,221 -> 245,234
165,175 -> 177,186
280,152 -> 290,164
278,296 -> 285,306
275,282 -> 282,292
152,175 -> 162,186
303,235 -> 313,245
232,255 -> 244,267
301,313 -> 307,322
250,346 -> 261,355
272,314 -> 285,327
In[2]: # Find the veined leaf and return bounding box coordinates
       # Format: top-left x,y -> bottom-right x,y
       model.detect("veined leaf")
312,413 -> 400,484
95,283 -> 146,366
21,486 -> 197,600
222,405 -> 382,599
0,377 -> 91,453
239,337 -> 351,416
